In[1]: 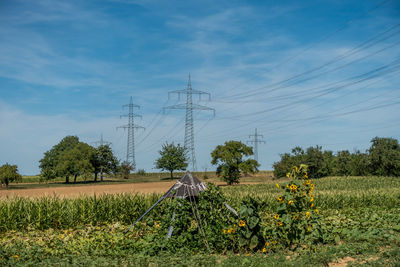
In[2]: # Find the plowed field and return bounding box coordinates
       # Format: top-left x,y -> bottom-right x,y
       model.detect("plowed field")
0,181 -> 261,198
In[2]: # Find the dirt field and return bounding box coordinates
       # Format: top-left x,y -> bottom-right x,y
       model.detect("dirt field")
0,181 -> 262,199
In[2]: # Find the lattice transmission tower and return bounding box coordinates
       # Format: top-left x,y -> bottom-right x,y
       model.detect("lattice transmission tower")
164,74 -> 215,171
247,128 -> 265,163
92,133 -> 111,147
117,96 -> 145,171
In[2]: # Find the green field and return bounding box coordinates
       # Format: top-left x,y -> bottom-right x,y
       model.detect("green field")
1,176 -> 399,266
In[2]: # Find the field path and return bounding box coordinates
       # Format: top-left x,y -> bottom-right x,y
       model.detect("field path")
0,181 -> 261,199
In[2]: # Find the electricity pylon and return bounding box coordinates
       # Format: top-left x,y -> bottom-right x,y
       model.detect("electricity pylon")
247,128 -> 265,163
117,96 -> 145,171
92,133 -> 111,147
164,74 -> 215,171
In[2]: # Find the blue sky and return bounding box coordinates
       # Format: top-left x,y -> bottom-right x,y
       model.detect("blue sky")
0,0 -> 399,175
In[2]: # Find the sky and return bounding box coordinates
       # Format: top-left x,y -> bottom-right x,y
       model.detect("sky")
0,0 -> 399,175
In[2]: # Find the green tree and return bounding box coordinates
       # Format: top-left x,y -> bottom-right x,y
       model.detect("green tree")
92,145 -> 119,182
368,137 -> 400,176
305,146 -> 325,178
56,142 -> 95,183
211,140 -> 259,185
350,150 -> 370,176
334,150 -> 352,176
119,161 -> 134,179
155,142 -> 188,179
39,136 -> 80,181
273,147 -> 304,178
0,163 -> 22,188
321,150 -> 335,177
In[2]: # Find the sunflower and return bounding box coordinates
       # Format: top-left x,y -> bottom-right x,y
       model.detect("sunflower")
290,184 -> 298,192
274,214 -> 280,220
239,220 -> 246,227
288,200 -> 294,206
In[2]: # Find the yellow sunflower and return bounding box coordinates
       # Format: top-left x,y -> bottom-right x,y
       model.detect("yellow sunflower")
290,184 -> 298,192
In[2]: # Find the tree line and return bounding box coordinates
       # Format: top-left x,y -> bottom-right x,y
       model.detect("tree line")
2,135 -> 398,187
39,136 -> 124,183
273,137 -> 400,178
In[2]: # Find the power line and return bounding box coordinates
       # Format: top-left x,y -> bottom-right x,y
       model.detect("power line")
216,23 -> 400,104
117,96 -> 145,171
218,37 -> 400,105
163,74 -> 215,171
246,128 -> 265,163
217,58 -> 400,121
198,61 -> 400,141
213,0 -> 392,101
92,133 -> 111,147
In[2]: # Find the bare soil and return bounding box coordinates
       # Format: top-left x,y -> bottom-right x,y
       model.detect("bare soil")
0,181 -> 261,199
328,257 -> 356,267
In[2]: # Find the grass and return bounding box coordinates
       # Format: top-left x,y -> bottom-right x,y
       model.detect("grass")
0,175 -> 399,266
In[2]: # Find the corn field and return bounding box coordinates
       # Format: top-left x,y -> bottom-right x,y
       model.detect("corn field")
0,176 -> 399,232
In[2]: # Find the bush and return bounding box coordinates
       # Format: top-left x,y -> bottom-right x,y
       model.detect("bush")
223,198 -> 264,252
152,183 -> 235,254
264,165 -> 323,251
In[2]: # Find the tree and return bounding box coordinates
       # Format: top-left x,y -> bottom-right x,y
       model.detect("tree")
334,150 -> 352,176
0,163 -> 22,188
119,161 -> 134,179
39,136 -> 80,182
350,150 -> 370,176
368,137 -> 400,176
155,142 -> 188,179
56,142 -> 95,183
304,146 -> 325,178
211,140 -> 259,185
92,145 -> 119,182
273,147 -> 305,178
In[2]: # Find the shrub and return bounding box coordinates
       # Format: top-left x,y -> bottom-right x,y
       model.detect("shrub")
153,183 -> 235,254
263,165 -> 323,251
223,198 -> 264,252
